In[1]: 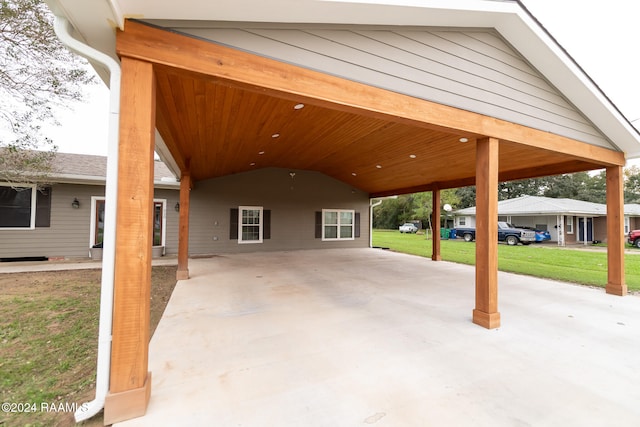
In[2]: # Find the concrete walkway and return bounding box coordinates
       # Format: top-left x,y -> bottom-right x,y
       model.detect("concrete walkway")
115,248 -> 640,427
0,256 -> 178,273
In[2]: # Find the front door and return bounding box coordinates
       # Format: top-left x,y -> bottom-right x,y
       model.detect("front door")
578,218 -> 593,242
91,198 -> 166,247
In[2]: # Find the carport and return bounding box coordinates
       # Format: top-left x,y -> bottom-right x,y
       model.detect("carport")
115,249 -> 640,426
46,0 -> 640,423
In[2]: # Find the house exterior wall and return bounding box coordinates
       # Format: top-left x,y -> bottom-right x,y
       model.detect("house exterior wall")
152,22 -> 613,149
0,184 -> 179,259
468,214 -> 609,244
187,168 -> 370,254
593,217 -> 607,242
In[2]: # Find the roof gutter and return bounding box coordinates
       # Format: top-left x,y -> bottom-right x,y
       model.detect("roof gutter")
52,16 -> 121,423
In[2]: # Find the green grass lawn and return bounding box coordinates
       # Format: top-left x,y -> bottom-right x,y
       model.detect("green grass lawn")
373,229 -> 640,291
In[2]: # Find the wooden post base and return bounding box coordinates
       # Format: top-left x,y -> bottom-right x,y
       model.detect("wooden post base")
606,283 -> 628,296
432,255 -> 442,261
472,309 -> 501,329
176,269 -> 190,280
104,372 -> 152,425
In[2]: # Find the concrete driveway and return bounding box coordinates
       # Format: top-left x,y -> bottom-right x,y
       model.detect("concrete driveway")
116,248 -> 640,426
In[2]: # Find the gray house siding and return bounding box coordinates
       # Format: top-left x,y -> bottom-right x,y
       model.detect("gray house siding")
0,184 -> 179,259
150,21 -> 612,149
187,168 -> 370,255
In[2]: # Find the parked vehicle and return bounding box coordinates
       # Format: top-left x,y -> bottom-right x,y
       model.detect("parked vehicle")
399,223 -> 419,233
515,226 -> 551,242
628,230 -> 640,248
454,221 -> 536,245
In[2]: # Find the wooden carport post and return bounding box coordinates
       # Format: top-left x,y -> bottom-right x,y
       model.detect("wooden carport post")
104,57 -> 155,424
473,137 -> 501,329
432,187 -> 442,261
605,165 -> 627,296
177,169 -> 191,280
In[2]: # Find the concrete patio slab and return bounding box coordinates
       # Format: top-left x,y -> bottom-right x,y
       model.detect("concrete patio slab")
116,248 -> 640,426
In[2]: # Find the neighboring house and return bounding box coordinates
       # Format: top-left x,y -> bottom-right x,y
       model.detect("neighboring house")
624,204 -> 640,233
0,152 -> 180,260
455,195 -> 634,245
44,0 -> 640,423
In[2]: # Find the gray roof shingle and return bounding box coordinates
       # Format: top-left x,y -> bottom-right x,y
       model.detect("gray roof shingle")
455,195 -> 609,216
50,152 -> 177,182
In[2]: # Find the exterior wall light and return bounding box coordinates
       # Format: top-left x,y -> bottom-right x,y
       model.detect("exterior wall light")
72,198 -> 80,209
175,202 -> 180,212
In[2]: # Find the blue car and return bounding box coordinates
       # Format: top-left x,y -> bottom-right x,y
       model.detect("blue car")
515,226 -> 551,242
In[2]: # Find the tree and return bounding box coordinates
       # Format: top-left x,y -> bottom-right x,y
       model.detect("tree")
624,166 -> 640,203
372,189 -> 459,230
0,0 -> 95,183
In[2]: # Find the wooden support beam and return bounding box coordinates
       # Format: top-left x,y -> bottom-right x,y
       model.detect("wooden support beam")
606,165 -> 627,296
473,137 -> 501,329
105,56 -> 156,424
177,169 -> 191,280
432,188 -> 442,261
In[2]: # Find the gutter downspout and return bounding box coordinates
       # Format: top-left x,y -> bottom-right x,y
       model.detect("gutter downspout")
52,17 -> 121,423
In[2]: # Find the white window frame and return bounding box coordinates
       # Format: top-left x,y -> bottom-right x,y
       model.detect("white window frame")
458,216 -> 466,227
322,209 -> 355,241
238,206 -> 263,244
90,197 -> 167,247
624,216 -> 630,235
566,216 -> 574,234
0,183 -> 37,230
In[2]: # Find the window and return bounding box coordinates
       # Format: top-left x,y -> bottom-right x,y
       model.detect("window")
625,216 -> 630,234
458,217 -> 466,226
322,209 -> 354,241
0,184 -> 51,229
239,206 -> 263,243
566,216 -> 574,234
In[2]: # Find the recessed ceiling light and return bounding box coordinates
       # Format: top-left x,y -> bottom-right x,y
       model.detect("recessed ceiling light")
459,137 -> 469,143
294,103 -> 305,110
272,133 -> 280,138
258,151 -> 265,155
376,165 -> 382,169
351,172 -> 357,176
409,154 -> 417,159
250,162 -> 256,166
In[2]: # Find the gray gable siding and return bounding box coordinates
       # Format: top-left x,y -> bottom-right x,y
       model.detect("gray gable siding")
153,22 -> 613,149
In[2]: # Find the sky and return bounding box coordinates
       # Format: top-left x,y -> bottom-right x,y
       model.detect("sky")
39,0 -> 640,161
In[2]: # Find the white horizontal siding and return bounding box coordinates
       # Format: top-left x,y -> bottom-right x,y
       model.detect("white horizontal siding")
167,23 -> 612,149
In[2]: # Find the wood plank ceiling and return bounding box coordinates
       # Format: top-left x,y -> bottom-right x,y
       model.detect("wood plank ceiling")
154,65 -> 599,196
